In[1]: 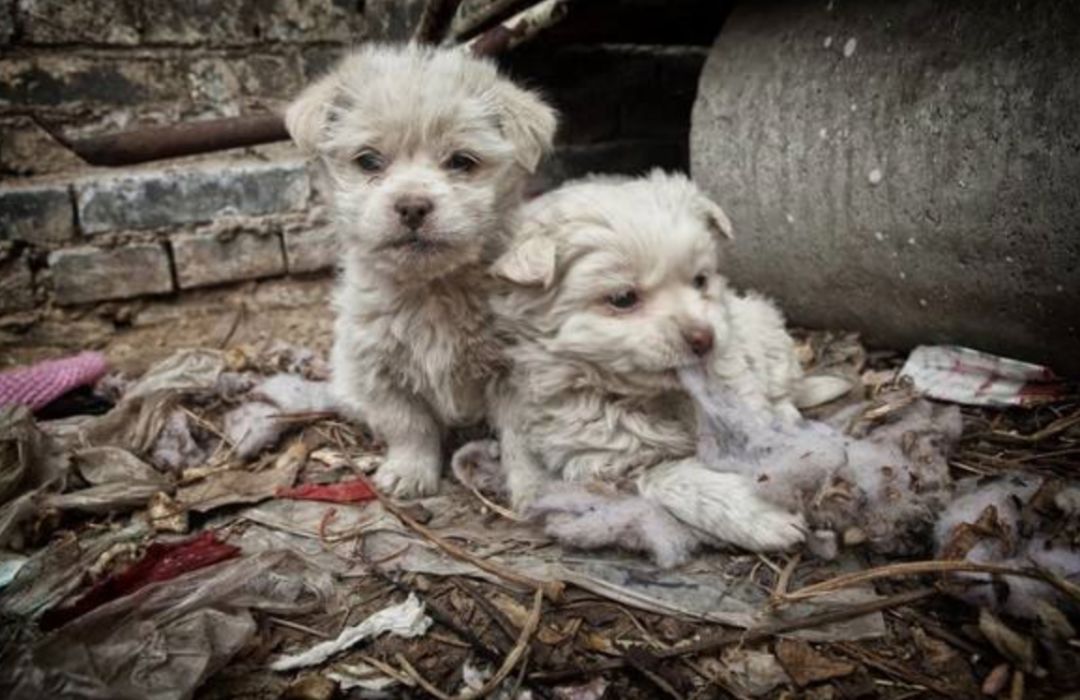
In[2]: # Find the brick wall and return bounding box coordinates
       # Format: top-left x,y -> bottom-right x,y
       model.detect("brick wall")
0,0 -> 720,315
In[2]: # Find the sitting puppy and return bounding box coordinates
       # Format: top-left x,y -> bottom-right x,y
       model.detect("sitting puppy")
490,170 -> 808,554
286,44 -> 556,497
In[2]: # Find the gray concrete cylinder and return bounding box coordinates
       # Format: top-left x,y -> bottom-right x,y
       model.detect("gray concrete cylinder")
691,0 -> 1080,374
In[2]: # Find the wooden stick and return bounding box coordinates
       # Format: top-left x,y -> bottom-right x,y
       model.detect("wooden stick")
529,588 -> 936,683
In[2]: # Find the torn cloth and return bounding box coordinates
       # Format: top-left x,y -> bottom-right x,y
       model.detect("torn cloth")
0,352 -> 108,412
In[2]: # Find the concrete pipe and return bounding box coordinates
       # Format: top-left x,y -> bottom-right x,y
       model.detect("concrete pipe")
691,0 -> 1080,374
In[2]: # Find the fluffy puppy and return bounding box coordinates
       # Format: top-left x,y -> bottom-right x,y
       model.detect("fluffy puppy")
491,170 -> 807,553
286,44 -> 556,497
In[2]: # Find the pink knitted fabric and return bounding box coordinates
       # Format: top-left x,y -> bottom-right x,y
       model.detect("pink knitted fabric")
0,351 -> 109,411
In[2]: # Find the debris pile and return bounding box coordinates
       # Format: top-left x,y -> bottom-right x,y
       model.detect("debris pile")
0,336 -> 1077,698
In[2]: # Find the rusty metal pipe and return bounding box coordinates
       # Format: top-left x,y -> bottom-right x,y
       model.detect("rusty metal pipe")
54,0 -> 569,168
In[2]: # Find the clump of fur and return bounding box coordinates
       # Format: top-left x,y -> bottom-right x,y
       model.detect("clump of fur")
683,367 -> 961,557
934,475 -> 1080,619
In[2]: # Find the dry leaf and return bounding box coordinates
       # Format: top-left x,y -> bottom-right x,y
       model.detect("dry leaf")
775,639 -> 856,687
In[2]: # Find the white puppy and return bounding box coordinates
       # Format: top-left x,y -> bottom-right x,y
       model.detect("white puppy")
491,170 -> 807,553
286,44 -> 556,497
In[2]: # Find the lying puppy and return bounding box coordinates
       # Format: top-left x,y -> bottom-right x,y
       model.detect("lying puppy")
490,170 -> 809,554
286,44 -> 556,497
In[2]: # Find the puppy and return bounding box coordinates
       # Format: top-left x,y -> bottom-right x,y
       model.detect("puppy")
286,44 -> 556,497
491,170 -> 807,553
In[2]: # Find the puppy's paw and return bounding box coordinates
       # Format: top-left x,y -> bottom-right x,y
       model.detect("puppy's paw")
640,460 -> 805,552
374,451 -> 442,499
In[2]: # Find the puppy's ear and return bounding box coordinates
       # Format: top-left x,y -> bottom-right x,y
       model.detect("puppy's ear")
701,198 -> 735,241
492,236 -> 557,288
493,83 -> 557,173
284,73 -> 340,155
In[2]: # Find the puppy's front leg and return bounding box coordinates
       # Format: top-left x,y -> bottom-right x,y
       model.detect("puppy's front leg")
500,423 -> 550,511
639,458 -> 806,552
364,382 -> 443,499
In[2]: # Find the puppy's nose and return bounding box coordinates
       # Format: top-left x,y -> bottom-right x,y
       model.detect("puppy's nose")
394,196 -> 434,229
684,327 -> 715,357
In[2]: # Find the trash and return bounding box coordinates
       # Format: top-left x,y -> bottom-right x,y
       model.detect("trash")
326,662 -> 402,693
151,409 -> 209,472
45,446 -> 170,514
0,351 -> 108,411
40,530 -> 241,630
552,677 -> 609,700
269,593 -> 432,671
148,491 -> 189,533
177,437 -> 308,512
4,550 -> 323,700
900,345 -> 1065,407
720,648 -> 790,696
774,638 -> 857,686
0,553 -> 27,590
276,478 -> 377,503
0,405 -> 70,545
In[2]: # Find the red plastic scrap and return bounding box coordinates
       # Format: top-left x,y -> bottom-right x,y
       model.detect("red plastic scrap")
41,531 -> 241,630
275,478 -> 377,503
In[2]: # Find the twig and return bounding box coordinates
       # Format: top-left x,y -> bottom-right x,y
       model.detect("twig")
454,578 -> 520,651
776,560 -> 1077,604
464,0 -> 572,55
835,641 -> 969,699
355,472 -> 564,600
397,588 -> 544,699
529,588 -> 936,683
267,615 -> 332,639
412,0 -> 465,44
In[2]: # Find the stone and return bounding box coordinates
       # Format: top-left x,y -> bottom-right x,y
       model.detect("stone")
0,117 -> 86,176
0,56 -> 187,108
171,228 -> 286,289
0,255 -> 35,313
141,0 -> 370,46
50,244 -> 174,304
691,0 -> 1080,374
0,1 -> 13,45
0,184 -> 75,244
284,226 -> 337,274
16,0 -> 141,45
76,160 -> 310,234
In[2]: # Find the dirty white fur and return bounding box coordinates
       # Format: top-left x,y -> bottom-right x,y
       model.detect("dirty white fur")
223,375 -> 338,458
683,367 -> 960,556
286,44 -> 556,497
934,476 -> 1080,619
490,171 -> 807,556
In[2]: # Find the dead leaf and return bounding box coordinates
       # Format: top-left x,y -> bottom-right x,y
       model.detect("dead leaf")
775,639 -> 856,687
979,609 -> 1037,673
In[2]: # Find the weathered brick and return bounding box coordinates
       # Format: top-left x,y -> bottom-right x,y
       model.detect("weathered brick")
0,117 -> 86,175
284,226 -> 337,274
0,56 -> 187,109
16,0 -> 141,45
50,244 -> 174,305
171,228 -> 285,289
0,1 -> 14,46
76,161 -> 310,234
0,184 -> 75,244
0,254 -> 35,313
141,0 -> 370,45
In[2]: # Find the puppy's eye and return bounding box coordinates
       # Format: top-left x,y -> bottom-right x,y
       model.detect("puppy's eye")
693,273 -> 709,290
445,152 -> 479,173
354,150 -> 384,173
606,289 -> 640,311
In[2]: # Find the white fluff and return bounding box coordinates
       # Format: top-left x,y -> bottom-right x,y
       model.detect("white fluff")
934,476 -> 1080,619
